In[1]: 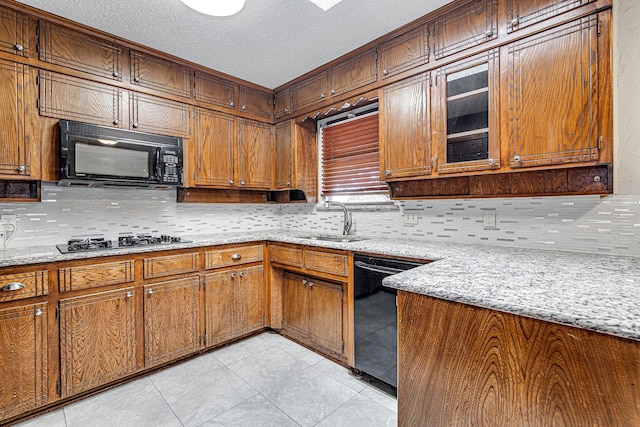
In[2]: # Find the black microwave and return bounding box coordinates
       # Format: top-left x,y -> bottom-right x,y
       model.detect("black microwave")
59,120 -> 183,188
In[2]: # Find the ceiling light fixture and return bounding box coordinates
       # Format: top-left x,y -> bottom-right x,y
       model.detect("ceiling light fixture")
180,0 -> 245,17
309,0 -> 343,11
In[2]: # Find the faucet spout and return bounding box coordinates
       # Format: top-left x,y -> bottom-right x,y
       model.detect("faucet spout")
324,201 -> 352,235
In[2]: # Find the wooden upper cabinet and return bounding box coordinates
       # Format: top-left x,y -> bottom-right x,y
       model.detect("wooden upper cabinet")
378,25 -> 429,79
506,0 -> 597,33
274,88 -> 291,120
129,92 -> 190,137
38,20 -> 122,81
431,0 -> 497,60
130,51 -> 191,98
39,70 -> 122,128
194,71 -> 236,110
192,108 -> 235,187
328,48 -> 377,97
59,288 -> 136,397
291,71 -> 328,112
274,121 -> 293,189
380,73 -> 431,180
0,303 -> 48,423
505,15 -> 603,168
238,85 -> 272,119
0,5 -> 29,57
0,60 -> 38,179
433,49 -> 500,174
237,118 -> 272,189
143,276 -> 200,368
59,260 -> 134,292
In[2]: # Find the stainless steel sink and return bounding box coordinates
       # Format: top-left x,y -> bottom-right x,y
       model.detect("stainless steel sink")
298,235 -> 367,243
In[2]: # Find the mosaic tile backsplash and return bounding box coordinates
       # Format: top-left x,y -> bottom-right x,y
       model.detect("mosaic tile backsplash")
0,183 -> 638,257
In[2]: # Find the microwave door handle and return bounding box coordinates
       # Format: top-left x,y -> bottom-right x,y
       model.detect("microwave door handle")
155,149 -> 162,179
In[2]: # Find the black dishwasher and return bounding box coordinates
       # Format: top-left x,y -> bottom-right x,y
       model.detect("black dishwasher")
352,254 -> 426,395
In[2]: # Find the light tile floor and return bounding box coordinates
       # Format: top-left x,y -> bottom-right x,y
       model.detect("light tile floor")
15,332 -> 397,427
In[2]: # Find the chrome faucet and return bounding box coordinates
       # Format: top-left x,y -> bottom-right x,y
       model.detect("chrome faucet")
324,201 -> 353,235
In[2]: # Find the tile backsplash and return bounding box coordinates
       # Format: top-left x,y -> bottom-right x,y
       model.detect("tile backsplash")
1,183 -> 638,257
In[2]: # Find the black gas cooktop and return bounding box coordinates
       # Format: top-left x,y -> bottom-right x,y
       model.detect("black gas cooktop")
56,234 -> 191,254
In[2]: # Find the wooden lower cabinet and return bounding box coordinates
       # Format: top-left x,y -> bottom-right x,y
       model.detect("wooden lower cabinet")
204,265 -> 264,347
282,273 -> 343,357
144,276 -> 200,368
397,291 -> 640,427
59,288 -> 136,397
0,303 -> 47,423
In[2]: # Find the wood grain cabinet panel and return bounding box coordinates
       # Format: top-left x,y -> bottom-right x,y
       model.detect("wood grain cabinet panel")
238,85 -> 272,119
380,73 -> 431,180
192,108 -> 235,187
205,245 -> 263,270
0,60 -> 37,178
204,270 -> 233,347
397,292 -> 640,426
130,51 -> 191,98
0,270 -> 48,302
0,5 -> 29,57
38,20 -> 122,81
194,71 -> 236,109
233,265 -> 264,336
143,253 -> 199,279
291,72 -> 328,112
274,121 -> 293,189
506,0 -> 596,32
378,25 -> 429,79
269,244 -> 303,268
143,276 -> 200,367
329,48 -> 377,97
39,70 -> 122,128
273,88 -> 291,120
59,260 -> 134,292
282,273 -> 343,357
237,118 -> 272,189
305,250 -> 348,277
431,0 -> 497,60
129,92 -> 190,137
0,303 -> 47,423
59,288 -> 136,397
505,15 -> 601,168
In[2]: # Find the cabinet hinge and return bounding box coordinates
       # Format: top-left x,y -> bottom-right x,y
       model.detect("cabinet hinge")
56,379 -> 61,396
193,171 -> 196,181
342,340 -> 345,352
35,22 -> 39,36
55,306 -> 59,320
597,135 -> 603,151
597,19 -> 602,36
36,98 -> 39,110
35,73 -> 39,86
35,42 -> 39,54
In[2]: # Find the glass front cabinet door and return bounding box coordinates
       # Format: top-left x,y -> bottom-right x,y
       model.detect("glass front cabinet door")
433,49 -> 500,174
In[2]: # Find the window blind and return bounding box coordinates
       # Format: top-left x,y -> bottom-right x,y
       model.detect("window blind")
321,112 -> 386,196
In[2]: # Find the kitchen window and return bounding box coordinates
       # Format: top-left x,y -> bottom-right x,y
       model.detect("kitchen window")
318,104 -> 388,203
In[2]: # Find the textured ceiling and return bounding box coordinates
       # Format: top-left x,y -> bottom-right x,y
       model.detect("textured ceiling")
14,0 -> 450,89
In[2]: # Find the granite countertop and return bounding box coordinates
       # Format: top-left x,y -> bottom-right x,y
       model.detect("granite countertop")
1,231 -> 638,342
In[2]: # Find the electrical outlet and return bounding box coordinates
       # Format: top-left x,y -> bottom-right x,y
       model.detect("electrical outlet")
404,210 -> 419,225
483,209 -> 496,228
235,211 -> 244,222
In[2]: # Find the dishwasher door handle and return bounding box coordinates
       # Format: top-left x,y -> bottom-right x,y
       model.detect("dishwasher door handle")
354,261 -> 406,275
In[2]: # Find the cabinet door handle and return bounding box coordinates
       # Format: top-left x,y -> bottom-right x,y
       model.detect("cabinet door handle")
330,89 -> 336,95
320,93 -> 327,99
16,165 -> 26,173
510,18 -> 519,27
231,253 -> 242,260
134,76 -> 140,83
382,69 -> 388,76
147,288 -> 154,295
125,291 -> 133,298
229,179 -> 234,185
132,122 -> 138,129
113,71 -> 119,78
1,282 -> 25,292
231,272 -> 236,279
15,44 -> 24,52
284,108 -> 289,113
384,169 -> 391,176
241,105 -> 246,110
240,181 -> 245,186
309,281 -> 314,287
239,272 -> 244,277
302,279 -> 307,285
230,101 -> 235,107
113,119 -> 119,126
35,308 -> 42,316
485,30 -> 493,38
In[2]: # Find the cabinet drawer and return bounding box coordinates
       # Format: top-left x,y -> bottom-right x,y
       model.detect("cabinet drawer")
0,270 -> 48,302
59,260 -> 134,292
205,245 -> 263,269
306,250 -> 348,277
270,245 -> 303,268
130,51 -> 191,98
143,253 -> 199,279
0,5 -> 30,58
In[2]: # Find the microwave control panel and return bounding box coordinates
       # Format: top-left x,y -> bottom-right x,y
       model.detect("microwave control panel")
159,147 -> 183,184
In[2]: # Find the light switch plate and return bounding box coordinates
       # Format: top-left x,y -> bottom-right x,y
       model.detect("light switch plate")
483,209 -> 496,228
404,210 -> 419,225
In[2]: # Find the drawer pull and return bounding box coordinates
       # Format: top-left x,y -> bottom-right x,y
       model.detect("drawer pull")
1,282 -> 25,292
147,288 -> 154,295
231,253 -> 242,260
35,308 -> 42,316
125,291 -> 133,298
